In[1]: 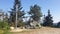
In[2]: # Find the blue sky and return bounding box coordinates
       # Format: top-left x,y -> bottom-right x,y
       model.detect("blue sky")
0,0 -> 60,23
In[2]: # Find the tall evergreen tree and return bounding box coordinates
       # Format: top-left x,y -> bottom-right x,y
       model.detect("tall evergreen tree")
9,0 -> 25,26
28,4 -> 42,22
43,9 -> 53,26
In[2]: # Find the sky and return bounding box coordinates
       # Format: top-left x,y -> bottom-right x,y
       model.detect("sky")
0,0 -> 60,23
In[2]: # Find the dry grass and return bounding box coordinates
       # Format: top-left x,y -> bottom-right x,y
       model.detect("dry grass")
0,30 -> 4,34
11,27 -> 60,34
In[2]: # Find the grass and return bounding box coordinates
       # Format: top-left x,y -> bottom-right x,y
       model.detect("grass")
0,29 -> 4,34
0,29 -> 11,34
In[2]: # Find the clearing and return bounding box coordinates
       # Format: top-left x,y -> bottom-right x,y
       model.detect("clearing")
11,27 -> 60,34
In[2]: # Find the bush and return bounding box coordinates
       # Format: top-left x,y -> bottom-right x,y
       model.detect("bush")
17,21 -> 25,27
0,20 -> 10,30
0,20 -> 10,34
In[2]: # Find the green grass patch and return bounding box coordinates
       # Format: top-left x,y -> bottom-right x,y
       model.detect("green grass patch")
0,29 -> 4,34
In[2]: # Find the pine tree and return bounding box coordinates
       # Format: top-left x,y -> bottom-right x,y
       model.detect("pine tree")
9,0 -> 25,26
43,9 -> 53,26
28,4 -> 42,22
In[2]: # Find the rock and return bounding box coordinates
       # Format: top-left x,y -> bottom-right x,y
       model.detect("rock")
10,27 -> 14,30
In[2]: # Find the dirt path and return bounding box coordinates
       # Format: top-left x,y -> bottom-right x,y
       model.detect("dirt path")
12,27 -> 60,34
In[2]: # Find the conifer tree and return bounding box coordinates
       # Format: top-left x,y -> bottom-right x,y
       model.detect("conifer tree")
28,4 -> 42,22
9,0 -> 25,26
43,9 -> 53,26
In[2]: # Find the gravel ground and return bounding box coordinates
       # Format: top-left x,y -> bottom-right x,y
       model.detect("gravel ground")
11,27 -> 60,34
